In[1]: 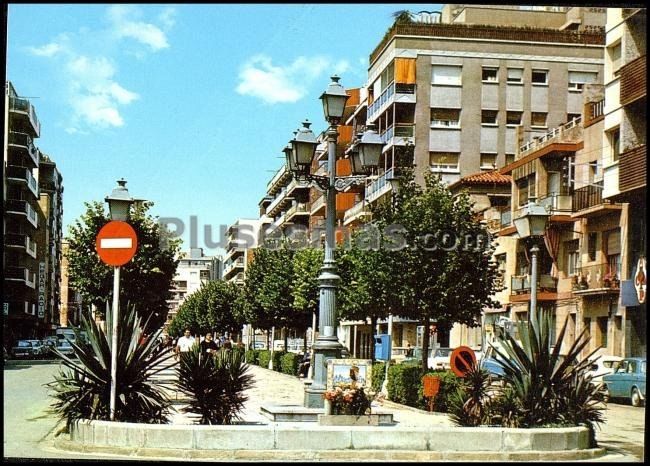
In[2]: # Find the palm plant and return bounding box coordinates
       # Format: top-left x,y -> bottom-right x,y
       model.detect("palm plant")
46,304 -> 175,429
448,363 -> 493,426
175,347 -> 254,425
490,309 -> 604,434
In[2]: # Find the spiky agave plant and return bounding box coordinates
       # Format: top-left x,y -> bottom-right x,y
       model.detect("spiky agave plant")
448,363 -> 493,426
45,304 -> 175,429
175,347 -> 254,425
490,309 -> 604,433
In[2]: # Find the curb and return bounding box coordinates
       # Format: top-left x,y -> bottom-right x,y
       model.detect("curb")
4,359 -> 64,366
379,399 -> 449,417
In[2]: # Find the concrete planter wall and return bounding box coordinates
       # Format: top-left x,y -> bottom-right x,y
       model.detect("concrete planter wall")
68,419 -> 600,458
318,414 -> 394,426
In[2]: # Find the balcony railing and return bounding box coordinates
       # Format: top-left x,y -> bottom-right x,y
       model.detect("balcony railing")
5,200 -> 39,228
368,82 -> 416,120
267,165 -> 289,194
9,97 -> 41,137
511,274 -> 557,294
619,144 -> 646,193
286,202 -> 309,219
572,185 -> 609,211
4,234 -> 37,258
6,165 -> 39,197
537,193 -> 573,215
310,194 -> 326,215
518,116 -> 582,156
572,263 -> 620,293
286,178 -> 310,195
266,187 -> 290,216
380,124 -> 415,143
343,201 -> 371,225
8,132 -> 40,167
620,55 -> 646,106
366,167 -> 395,204
584,100 -> 604,127
5,266 -> 37,289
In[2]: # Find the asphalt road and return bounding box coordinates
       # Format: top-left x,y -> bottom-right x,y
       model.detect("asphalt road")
2,360 -> 646,461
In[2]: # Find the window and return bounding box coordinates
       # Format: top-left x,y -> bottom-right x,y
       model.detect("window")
531,112 -> 548,127
608,127 -> 620,161
482,67 -> 498,82
567,113 -> 581,123
496,253 -> 507,273
609,42 -> 622,76
588,160 -> 602,184
507,68 -> 523,84
430,152 -> 460,172
517,174 -> 536,206
516,250 -> 529,276
432,65 -> 462,86
597,316 -> 608,347
532,69 -> 548,85
605,228 -> 621,279
588,232 -> 598,261
482,110 -> 498,125
566,239 -> 580,276
480,153 -> 497,170
431,108 -> 461,128
506,111 -> 522,126
568,71 -> 597,91
505,153 -> 515,166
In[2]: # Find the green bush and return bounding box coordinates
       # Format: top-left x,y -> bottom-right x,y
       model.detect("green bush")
371,362 -> 386,392
417,370 -> 462,412
387,364 -> 423,407
245,349 -> 259,365
280,352 -> 299,376
272,350 -> 285,372
258,350 -> 271,369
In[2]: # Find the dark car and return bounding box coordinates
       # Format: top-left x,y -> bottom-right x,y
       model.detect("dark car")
602,357 -> 646,407
11,340 -> 44,359
52,340 -> 76,358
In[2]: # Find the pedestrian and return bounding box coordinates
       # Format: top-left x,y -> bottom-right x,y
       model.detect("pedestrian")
200,332 -> 219,355
175,329 -> 195,359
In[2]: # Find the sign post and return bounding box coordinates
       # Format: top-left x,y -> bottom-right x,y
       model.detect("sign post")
96,220 -> 138,421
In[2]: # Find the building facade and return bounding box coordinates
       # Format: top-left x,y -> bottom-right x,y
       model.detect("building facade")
60,240 -> 83,328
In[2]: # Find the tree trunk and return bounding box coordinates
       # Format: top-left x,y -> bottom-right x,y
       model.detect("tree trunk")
422,316 -> 430,373
284,327 -> 288,353
370,315 -> 377,363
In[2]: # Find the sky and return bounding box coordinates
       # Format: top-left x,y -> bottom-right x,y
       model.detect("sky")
7,3 -> 439,256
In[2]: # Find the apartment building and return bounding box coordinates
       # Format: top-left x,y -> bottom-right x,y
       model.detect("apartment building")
165,247 -> 221,329
4,81 -> 64,344
222,218 -> 267,285
261,164 -> 310,239
60,240 -> 83,328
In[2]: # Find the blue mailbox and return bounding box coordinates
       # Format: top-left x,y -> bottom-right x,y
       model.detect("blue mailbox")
374,334 -> 391,361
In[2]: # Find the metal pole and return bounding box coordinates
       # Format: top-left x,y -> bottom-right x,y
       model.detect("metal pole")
307,311 -> 316,380
109,266 -> 120,421
382,314 -> 393,395
530,243 -> 539,333
304,124 -> 343,408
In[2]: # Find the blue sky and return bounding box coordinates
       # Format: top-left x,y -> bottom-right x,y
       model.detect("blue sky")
7,3 -> 438,255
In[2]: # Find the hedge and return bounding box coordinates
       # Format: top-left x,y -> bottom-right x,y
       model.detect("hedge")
258,350 -> 271,369
417,370 -> 462,412
387,363 -> 424,406
371,362 -> 386,392
245,349 -> 259,365
280,352 -> 299,376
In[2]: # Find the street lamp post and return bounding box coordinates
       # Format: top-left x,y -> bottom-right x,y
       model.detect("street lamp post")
513,201 -> 550,332
285,76 -> 384,408
104,179 -> 135,421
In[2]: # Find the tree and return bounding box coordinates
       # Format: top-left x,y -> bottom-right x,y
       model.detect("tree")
392,10 -> 414,24
67,201 -> 180,333
291,247 -> 324,351
168,280 -> 244,338
373,170 -> 501,372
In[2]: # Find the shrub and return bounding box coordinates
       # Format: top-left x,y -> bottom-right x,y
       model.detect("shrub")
447,364 -> 493,426
371,362 -> 386,392
245,349 -> 259,365
272,350 -> 285,372
280,352 -> 299,376
175,346 -> 254,424
417,370 -> 463,412
387,363 -> 423,407
258,350 -> 271,369
45,305 -> 173,429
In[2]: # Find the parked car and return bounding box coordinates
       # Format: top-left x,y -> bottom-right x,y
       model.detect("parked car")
602,357 -> 646,407
53,340 -> 75,358
11,340 -> 45,359
586,355 -> 623,386
430,347 -> 453,370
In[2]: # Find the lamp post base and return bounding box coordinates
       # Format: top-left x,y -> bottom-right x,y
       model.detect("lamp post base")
303,341 -> 342,408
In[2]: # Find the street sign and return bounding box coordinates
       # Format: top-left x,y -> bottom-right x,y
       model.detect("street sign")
450,346 -> 477,378
96,220 -> 138,266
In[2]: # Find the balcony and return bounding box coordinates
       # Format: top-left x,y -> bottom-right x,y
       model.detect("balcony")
571,185 -> 621,218
5,200 -> 39,228
223,258 -> 245,278
266,187 -> 293,217
572,263 -> 620,296
537,193 -> 573,217
380,124 -> 415,152
620,55 -> 646,106
519,117 -> 582,157
267,165 -> 290,195
6,165 -> 39,197
5,234 -> 37,258
310,194 -> 326,216
270,213 -> 286,230
365,167 -> 395,204
583,100 -> 604,128
367,82 -> 416,122
233,273 -> 245,285
619,144 -> 646,193
285,202 -> 309,221
8,132 -> 40,167
9,96 -> 41,137
343,201 -> 371,226
286,178 -> 310,196
510,274 -> 557,302
5,266 -> 37,289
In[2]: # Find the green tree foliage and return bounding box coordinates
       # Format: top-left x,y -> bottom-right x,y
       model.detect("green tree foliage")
67,201 -> 180,332
168,280 -> 244,338
372,170 -> 501,371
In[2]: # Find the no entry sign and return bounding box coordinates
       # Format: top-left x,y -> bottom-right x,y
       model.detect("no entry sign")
96,221 -> 138,266
450,346 -> 477,378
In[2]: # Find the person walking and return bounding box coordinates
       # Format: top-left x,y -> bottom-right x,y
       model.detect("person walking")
200,332 -> 219,355
175,329 -> 195,360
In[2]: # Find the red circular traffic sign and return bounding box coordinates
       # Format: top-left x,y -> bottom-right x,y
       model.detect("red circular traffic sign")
450,346 -> 477,378
96,221 -> 138,266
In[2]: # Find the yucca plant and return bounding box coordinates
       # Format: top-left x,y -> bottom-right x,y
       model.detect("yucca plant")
175,347 -> 254,425
45,304 -> 175,429
448,363 -> 493,426
490,309 -> 604,438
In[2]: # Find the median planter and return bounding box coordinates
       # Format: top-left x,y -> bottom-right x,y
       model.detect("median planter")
318,413 -> 393,426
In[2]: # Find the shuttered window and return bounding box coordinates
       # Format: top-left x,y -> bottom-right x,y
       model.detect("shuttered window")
568,71 -> 597,90
605,229 -> 621,256
432,65 -> 462,85
395,58 -> 416,84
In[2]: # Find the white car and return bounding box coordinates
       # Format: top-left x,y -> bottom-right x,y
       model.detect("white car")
429,347 -> 453,370
587,355 -> 623,385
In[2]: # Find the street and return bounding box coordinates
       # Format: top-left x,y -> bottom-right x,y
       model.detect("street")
3,361 -> 645,461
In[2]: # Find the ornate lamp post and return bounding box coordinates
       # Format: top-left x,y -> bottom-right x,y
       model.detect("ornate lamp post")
513,201 -> 550,332
285,76 -> 385,408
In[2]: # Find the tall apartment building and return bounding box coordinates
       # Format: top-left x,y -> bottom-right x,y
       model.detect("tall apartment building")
261,164 -> 310,238
4,81 -> 62,344
222,218 -> 267,285
60,240 -> 83,328
165,247 -> 222,329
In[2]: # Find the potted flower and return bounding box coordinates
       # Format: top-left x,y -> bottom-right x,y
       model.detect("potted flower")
323,383 -> 372,416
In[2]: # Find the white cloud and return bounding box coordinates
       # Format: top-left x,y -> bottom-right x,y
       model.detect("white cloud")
26,42 -> 63,57
236,55 -> 353,104
108,4 -> 169,51
158,7 -> 177,30
72,94 -> 124,127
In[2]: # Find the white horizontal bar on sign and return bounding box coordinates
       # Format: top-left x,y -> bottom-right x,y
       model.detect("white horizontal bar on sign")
100,238 -> 133,249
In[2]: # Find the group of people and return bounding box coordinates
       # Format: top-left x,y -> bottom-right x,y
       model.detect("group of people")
170,329 -> 240,359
